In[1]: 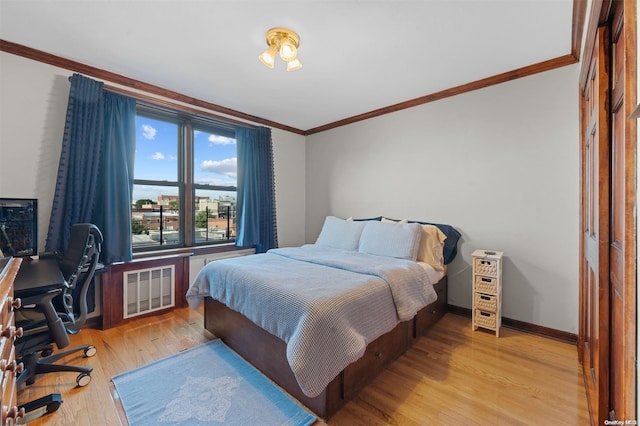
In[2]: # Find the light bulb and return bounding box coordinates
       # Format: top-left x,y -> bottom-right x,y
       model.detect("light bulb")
259,45 -> 277,69
286,58 -> 302,71
279,39 -> 297,62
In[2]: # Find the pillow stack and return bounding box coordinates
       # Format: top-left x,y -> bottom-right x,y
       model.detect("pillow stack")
315,216 -> 447,269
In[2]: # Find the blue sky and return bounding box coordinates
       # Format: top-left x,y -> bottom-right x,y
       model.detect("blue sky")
133,115 -> 237,202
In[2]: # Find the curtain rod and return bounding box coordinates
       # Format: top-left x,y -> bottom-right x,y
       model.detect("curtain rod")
67,75 -> 257,129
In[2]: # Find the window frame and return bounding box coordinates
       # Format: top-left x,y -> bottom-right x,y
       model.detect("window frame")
132,103 -> 238,254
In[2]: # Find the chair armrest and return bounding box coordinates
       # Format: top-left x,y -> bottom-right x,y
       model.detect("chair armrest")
15,288 -> 70,349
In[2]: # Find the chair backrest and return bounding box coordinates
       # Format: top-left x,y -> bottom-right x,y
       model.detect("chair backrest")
59,224 -> 100,289
57,223 -> 103,330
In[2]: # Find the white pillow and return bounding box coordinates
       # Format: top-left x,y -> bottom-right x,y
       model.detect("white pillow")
358,220 -> 422,260
315,216 -> 366,251
416,225 -> 447,270
381,217 -> 408,224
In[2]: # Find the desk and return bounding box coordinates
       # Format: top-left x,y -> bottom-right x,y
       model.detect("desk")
14,258 -> 66,298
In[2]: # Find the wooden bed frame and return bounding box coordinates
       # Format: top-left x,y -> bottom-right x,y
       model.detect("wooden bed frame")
203,275 -> 448,420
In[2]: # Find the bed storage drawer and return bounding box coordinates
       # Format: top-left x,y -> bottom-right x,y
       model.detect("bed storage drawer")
414,276 -> 447,337
343,320 -> 410,400
344,276 -> 448,399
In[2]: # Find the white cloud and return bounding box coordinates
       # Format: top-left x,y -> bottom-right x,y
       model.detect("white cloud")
142,124 -> 157,140
152,152 -> 165,160
208,135 -> 236,145
200,157 -> 237,178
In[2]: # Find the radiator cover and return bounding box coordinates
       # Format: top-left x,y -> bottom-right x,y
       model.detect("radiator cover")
123,265 -> 175,318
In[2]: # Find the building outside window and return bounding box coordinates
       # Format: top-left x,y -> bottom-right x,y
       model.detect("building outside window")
132,106 -> 237,251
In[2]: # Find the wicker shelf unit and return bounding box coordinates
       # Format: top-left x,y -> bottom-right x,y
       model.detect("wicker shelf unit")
472,249 -> 503,337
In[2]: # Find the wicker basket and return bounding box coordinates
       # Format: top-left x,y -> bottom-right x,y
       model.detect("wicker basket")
475,310 -> 497,329
474,275 -> 498,294
474,293 -> 498,312
474,258 -> 498,276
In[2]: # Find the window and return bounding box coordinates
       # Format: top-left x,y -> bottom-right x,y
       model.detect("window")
132,106 -> 237,252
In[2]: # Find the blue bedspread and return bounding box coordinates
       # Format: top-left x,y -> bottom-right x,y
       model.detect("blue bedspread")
186,244 -> 438,397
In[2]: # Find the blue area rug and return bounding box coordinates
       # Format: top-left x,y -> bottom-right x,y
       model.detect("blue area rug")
112,339 -> 316,426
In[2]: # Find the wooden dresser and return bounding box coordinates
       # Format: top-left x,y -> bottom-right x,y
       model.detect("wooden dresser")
0,257 -> 24,425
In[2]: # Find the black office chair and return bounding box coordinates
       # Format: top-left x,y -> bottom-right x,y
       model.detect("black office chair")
15,223 -> 103,393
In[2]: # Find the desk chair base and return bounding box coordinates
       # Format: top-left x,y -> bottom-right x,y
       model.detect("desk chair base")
19,393 -> 63,418
18,344 -> 96,387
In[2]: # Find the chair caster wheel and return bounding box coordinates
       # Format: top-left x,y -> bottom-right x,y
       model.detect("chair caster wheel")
76,372 -> 91,387
84,345 -> 97,357
46,400 -> 62,413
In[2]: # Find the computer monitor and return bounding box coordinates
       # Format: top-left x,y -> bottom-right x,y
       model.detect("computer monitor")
0,198 -> 38,257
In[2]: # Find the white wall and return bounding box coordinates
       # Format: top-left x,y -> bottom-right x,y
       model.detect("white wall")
306,65 -> 580,333
0,51 -> 307,251
272,128 -> 306,247
0,52 -> 69,249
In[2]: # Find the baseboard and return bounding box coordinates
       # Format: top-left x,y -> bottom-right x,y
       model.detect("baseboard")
447,304 -> 577,345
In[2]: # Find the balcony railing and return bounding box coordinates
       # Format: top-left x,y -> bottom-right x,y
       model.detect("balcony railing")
132,205 -> 236,249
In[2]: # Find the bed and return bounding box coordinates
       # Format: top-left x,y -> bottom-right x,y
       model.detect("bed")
186,216 -> 461,419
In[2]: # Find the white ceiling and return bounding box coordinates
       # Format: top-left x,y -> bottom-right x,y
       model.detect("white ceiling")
0,0 -> 574,133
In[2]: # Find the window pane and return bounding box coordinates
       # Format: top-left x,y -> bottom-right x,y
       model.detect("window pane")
194,189 -> 236,244
132,185 -> 181,248
135,115 -> 179,181
193,128 -> 236,187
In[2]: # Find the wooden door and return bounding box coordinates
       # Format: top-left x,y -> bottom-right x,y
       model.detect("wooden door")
579,26 -> 610,425
579,1 -> 637,423
609,2 -> 637,421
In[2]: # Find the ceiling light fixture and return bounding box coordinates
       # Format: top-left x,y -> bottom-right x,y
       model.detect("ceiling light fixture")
259,27 -> 302,71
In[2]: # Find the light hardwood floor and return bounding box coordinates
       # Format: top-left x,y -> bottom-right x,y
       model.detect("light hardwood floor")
16,308 -> 590,425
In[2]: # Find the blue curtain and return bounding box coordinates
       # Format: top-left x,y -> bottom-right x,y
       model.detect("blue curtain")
46,74 -> 136,264
92,92 -> 136,264
46,74 -> 104,253
235,126 -> 278,253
